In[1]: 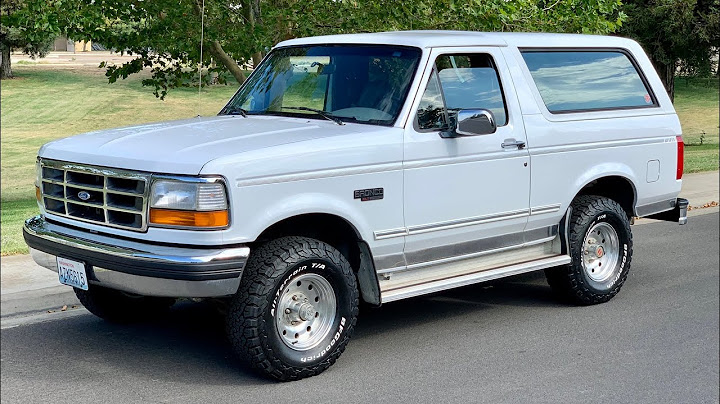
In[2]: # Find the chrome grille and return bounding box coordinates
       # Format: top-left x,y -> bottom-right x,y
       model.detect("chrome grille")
39,159 -> 150,231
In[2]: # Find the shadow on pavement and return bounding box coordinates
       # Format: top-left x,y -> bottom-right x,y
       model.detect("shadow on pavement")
2,271 -> 565,386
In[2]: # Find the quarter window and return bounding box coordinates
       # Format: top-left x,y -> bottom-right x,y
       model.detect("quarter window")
417,54 -> 508,130
521,50 -> 657,113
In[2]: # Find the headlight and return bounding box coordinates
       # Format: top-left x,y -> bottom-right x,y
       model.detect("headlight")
149,178 -> 229,228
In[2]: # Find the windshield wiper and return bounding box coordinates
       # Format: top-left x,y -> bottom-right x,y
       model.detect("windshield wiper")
225,106 -> 248,117
282,107 -> 345,125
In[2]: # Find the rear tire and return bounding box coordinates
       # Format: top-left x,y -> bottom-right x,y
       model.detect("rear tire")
74,285 -> 175,323
226,236 -> 359,381
545,195 -> 633,305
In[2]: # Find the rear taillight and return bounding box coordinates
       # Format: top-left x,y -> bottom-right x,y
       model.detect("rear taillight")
676,135 -> 684,180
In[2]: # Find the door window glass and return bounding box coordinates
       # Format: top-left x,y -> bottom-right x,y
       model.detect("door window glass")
417,54 -> 508,130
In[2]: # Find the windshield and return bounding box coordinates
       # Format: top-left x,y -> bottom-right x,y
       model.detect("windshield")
221,45 -> 422,126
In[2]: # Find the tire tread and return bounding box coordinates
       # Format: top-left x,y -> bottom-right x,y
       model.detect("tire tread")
546,195 -> 633,305
226,236 -> 359,381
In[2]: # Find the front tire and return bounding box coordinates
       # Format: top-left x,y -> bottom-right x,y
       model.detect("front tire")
545,195 -> 633,305
226,236 -> 359,381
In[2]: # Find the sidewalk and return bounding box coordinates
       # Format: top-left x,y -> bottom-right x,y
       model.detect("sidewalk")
1,171 -> 718,322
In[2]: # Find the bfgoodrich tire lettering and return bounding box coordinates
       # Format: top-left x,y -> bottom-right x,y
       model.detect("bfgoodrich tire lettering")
545,195 -> 633,305
226,236 -> 359,381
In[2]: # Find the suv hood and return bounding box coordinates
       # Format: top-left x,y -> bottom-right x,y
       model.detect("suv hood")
39,115 -> 367,175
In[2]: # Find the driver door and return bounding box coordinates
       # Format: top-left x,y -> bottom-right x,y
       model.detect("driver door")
402,47 -> 531,267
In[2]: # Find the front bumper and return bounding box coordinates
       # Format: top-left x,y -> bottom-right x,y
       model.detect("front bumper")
23,216 -> 249,297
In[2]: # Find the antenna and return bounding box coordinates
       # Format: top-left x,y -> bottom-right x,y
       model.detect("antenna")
197,0 -> 205,116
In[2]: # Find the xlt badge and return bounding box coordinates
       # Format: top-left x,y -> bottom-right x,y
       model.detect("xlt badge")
354,188 -> 384,201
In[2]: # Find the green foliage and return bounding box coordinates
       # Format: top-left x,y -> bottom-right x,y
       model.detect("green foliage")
0,0 -> 66,78
64,0 -> 253,98
278,0 -> 625,37
620,0 -> 720,98
65,0 -> 625,98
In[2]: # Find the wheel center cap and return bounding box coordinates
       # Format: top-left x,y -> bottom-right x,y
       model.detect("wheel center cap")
298,303 -> 315,321
595,246 -> 604,258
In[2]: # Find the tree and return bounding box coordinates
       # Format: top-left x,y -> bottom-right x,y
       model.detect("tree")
67,0 -> 626,98
65,0 -> 267,98
0,0 -> 65,79
620,0 -> 720,101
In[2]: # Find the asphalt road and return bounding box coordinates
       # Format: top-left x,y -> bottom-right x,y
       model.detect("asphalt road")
2,213 -> 718,404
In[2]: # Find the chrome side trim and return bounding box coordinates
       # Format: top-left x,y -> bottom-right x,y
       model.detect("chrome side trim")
378,225 -> 558,275
530,204 -> 561,215
374,228 -> 408,240
381,255 -> 571,303
407,209 -> 529,235
29,248 -> 242,297
373,253 -> 407,272
373,209 -> 530,240
405,232 -> 524,266
524,225 -> 558,242
635,198 -> 676,217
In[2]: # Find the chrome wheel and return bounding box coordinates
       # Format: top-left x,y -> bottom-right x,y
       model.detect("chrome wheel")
275,273 -> 336,351
582,222 -> 620,283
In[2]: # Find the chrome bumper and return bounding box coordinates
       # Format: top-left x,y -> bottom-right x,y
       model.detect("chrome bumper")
23,216 -> 249,298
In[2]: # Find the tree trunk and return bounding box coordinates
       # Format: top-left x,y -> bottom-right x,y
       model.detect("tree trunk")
1,45 -> 12,80
252,52 -> 263,68
654,60 -> 676,103
209,41 -> 246,84
193,0 -> 246,84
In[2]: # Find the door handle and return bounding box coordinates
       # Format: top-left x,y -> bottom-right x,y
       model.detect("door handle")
501,138 -> 526,149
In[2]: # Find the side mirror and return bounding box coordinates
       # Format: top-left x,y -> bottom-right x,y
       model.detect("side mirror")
440,109 -> 497,138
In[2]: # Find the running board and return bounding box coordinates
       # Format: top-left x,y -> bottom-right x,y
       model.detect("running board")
380,254 -> 571,303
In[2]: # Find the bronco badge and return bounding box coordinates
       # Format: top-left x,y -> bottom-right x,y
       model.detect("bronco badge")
354,188 -> 383,201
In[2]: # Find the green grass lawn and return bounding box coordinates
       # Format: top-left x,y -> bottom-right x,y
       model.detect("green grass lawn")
675,77 -> 719,173
1,68 -> 718,255
1,66 -> 239,254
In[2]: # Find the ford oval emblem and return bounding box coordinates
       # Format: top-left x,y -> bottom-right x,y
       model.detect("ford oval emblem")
77,191 -> 91,201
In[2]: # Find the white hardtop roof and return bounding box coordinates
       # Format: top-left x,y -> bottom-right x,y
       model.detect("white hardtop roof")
275,30 -> 638,50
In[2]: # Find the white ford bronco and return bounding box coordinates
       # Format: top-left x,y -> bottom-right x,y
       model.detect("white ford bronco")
24,31 -> 688,380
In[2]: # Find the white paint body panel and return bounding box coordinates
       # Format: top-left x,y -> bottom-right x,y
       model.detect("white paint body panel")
36,31 -> 683,299
401,46 -> 530,268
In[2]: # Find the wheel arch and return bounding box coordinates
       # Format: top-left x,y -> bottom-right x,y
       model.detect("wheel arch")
558,174 -> 637,255
253,213 -> 381,306
574,175 -> 637,219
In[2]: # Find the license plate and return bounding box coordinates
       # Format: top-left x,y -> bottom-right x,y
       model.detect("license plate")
57,257 -> 88,290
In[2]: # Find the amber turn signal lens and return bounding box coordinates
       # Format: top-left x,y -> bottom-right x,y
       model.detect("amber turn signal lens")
35,186 -> 42,202
149,209 -> 229,228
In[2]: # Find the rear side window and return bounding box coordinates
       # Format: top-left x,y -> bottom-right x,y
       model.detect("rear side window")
521,50 -> 657,113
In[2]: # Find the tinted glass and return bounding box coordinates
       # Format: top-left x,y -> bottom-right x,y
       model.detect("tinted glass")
417,54 -> 508,130
521,51 -> 655,113
223,45 -> 421,126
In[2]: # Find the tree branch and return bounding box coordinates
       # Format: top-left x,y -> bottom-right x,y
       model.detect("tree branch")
209,40 -> 246,84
